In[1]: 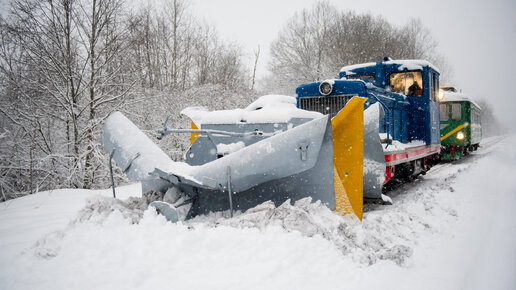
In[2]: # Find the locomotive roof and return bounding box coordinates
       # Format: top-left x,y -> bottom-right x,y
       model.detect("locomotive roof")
340,59 -> 440,75
441,91 -> 482,110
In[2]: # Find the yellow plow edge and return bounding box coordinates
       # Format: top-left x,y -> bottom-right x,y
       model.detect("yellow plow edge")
190,121 -> 200,145
332,97 -> 366,220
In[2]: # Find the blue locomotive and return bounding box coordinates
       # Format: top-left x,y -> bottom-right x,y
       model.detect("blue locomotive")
296,57 -> 441,198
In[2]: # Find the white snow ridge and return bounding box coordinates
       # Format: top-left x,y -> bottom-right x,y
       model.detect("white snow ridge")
0,136 -> 515,290
188,198 -> 414,266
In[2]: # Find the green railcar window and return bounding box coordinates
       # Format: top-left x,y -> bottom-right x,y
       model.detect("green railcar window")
440,104 -> 449,121
451,103 -> 462,121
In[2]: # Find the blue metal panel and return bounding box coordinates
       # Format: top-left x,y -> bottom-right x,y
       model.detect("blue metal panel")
402,110 -> 409,143
397,109 -> 405,143
363,85 -> 410,146
300,59 -> 441,147
375,62 -> 387,87
429,72 -> 441,145
296,82 -> 323,98
296,80 -> 367,99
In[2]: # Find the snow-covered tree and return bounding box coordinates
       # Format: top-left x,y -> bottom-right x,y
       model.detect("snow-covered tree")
0,0 -> 252,199
0,0 -> 129,193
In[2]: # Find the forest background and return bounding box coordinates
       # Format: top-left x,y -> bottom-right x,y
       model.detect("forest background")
0,0 -> 503,200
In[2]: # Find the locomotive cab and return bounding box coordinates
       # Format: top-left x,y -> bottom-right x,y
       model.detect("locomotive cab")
296,58 -> 442,198
338,58 -> 441,146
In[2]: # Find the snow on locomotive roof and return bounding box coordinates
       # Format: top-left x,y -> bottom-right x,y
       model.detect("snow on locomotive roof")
340,59 -> 440,74
441,91 -> 482,110
181,95 -> 323,125
340,62 -> 377,74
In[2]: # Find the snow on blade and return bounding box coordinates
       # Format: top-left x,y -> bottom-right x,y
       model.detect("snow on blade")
103,112 -> 193,181
183,95 -> 323,125
180,106 -> 209,127
216,141 -> 245,155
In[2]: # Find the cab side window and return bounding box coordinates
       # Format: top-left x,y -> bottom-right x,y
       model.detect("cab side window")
432,73 -> 439,101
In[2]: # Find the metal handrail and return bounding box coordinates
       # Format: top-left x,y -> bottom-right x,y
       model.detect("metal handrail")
157,116 -> 271,151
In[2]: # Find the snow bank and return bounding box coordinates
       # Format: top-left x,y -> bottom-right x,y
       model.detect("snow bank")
188,197 -> 414,266
3,202 -> 354,290
1,136 -> 515,290
0,183 -> 141,263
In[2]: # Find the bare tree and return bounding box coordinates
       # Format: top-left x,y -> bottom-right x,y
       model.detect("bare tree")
0,0 -> 252,198
75,0 -> 130,188
268,1 -> 338,93
164,0 -> 187,87
251,45 -> 260,90
214,42 -> 247,90
1,0 -> 85,190
266,1 -> 450,94
0,0 -> 129,193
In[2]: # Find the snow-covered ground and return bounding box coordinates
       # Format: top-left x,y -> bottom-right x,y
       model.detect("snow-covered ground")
1,135 -> 515,290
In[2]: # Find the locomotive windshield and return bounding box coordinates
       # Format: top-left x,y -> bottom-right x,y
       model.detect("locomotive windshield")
390,71 -> 423,97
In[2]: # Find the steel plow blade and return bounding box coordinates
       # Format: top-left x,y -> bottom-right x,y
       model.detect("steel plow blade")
362,103 -> 387,200
102,97 -> 379,222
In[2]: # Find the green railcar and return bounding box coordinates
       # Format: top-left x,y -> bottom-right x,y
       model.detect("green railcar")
439,88 -> 482,160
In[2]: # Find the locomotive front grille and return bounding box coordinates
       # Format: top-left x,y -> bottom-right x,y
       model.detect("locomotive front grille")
299,95 -> 355,118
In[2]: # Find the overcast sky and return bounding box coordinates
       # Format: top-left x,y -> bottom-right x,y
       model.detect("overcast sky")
191,0 -> 516,128
1,0 -> 514,127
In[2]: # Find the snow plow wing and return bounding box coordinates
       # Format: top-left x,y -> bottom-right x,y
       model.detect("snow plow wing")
103,96 -> 371,221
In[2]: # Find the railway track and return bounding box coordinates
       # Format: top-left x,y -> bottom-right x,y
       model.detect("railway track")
364,135 -> 505,213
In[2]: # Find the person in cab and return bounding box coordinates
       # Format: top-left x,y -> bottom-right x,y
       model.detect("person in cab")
407,80 -> 422,97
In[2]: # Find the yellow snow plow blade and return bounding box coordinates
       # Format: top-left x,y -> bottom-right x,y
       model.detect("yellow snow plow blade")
332,97 -> 366,220
190,121 -> 200,145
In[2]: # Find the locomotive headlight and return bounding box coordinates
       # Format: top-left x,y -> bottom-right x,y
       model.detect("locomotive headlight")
456,131 -> 465,140
438,89 -> 445,101
319,81 -> 333,96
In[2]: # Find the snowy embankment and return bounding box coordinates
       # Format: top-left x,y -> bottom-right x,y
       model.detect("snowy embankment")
1,135 -> 515,290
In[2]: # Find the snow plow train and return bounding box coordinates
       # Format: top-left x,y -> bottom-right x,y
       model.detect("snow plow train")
103,58 -> 442,222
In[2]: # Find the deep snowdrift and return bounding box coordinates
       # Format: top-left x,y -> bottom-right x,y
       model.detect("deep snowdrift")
0,136 -> 515,290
